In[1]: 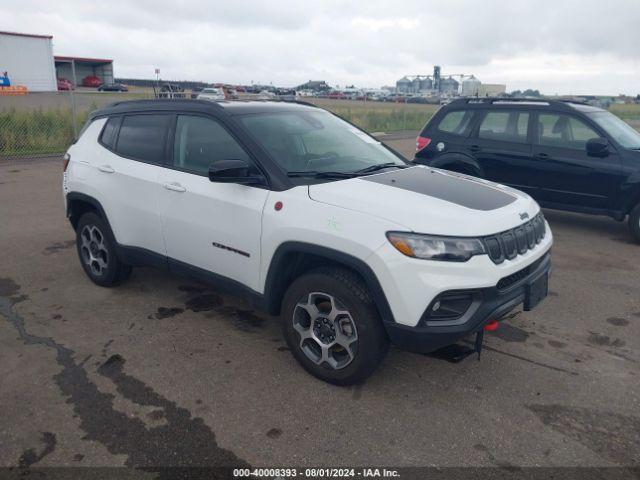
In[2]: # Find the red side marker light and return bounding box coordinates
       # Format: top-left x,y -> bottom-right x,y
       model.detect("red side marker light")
274,201 -> 283,211
484,321 -> 498,331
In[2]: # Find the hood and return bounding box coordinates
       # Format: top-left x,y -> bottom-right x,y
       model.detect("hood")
307,166 -> 540,236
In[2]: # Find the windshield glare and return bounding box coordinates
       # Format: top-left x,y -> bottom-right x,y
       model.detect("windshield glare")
238,110 -> 406,177
588,111 -> 640,149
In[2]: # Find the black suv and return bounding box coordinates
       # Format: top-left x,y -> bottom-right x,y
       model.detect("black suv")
414,98 -> 640,242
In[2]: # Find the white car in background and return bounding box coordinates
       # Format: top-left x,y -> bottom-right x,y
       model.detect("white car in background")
197,87 -> 225,101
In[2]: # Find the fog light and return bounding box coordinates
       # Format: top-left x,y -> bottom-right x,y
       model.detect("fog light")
426,292 -> 476,321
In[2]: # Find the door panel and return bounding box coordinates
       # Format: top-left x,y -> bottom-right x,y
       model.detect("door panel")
158,171 -> 268,290
530,113 -> 622,209
159,114 -> 269,291
91,116 -> 167,254
466,110 -> 534,192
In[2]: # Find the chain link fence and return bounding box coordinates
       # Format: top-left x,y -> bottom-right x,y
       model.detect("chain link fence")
3,90 -> 640,161
0,90 -> 154,160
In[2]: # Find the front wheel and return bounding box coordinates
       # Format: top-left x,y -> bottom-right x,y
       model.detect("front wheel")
629,203 -> 640,244
281,267 -> 389,385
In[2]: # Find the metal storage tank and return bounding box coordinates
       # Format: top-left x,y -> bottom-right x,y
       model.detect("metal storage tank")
0,31 -> 57,91
396,76 -> 412,93
440,77 -> 459,95
411,77 -> 421,93
419,77 -> 433,91
461,75 -> 481,96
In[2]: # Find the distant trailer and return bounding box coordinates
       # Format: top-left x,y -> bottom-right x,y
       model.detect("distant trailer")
0,31 -> 57,92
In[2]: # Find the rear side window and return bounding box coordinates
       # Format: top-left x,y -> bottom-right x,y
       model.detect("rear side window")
478,111 -> 529,143
115,114 -> 171,163
437,110 -> 474,136
100,117 -> 121,150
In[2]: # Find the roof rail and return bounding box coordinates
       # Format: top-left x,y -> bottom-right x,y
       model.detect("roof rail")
105,97 -> 227,109
454,97 -> 591,108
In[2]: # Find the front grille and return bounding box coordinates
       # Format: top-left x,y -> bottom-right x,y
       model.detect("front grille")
483,213 -> 546,264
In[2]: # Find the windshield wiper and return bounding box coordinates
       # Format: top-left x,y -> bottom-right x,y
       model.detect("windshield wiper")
351,162 -> 409,175
286,171 -> 357,179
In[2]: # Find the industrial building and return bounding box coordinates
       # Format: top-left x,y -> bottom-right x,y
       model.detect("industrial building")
0,30 -> 114,91
396,66 -> 505,98
0,31 -> 57,91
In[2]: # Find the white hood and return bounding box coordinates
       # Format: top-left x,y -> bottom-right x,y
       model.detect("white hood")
308,166 -> 540,236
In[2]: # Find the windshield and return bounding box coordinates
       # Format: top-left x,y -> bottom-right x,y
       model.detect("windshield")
587,111 -> 640,149
238,110 -> 406,179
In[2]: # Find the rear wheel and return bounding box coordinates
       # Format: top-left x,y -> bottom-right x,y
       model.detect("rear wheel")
281,267 -> 389,385
629,203 -> 640,243
76,212 -> 132,287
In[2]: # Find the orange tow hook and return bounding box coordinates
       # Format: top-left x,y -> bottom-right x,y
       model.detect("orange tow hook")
484,321 -> 499,331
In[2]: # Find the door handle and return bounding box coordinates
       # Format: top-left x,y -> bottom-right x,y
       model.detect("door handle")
98,165 -> 115,173
534,153 -> 549,161
163,182 -> 186,193
469,145 -> 481,153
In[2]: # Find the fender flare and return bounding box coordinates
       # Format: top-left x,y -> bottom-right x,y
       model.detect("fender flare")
263,242 -> 396,324
66,192 -> 108,219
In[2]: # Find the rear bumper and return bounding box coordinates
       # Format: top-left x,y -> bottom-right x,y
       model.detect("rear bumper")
384,251 -> 551,354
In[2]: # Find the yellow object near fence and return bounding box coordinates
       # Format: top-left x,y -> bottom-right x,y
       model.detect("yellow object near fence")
0,86 -> 28,96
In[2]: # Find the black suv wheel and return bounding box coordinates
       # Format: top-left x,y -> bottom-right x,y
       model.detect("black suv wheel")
281,267 -> 389,385
76,212 -> 132,287
629,203 -> 640,243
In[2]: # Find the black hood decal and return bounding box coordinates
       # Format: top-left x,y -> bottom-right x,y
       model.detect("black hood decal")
362,167 -> 517,211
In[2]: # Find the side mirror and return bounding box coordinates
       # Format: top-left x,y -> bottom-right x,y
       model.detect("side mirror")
208,159 -> 266,186
586,137 -> 609,157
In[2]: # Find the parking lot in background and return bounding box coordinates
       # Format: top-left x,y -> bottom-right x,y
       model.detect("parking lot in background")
1,135 -> 639,468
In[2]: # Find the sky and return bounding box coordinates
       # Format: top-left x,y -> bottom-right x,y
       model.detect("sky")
2,0 -> 639,95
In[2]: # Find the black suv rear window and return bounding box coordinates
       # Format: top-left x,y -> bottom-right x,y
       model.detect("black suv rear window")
115,114 -> 171,164
436,110 -> 474,136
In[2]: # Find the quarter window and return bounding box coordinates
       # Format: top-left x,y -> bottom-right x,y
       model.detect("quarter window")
100,116 -> 121,150
437,110 -> 474,136
478,111 -> 529,143
173,115 -> 253,175
115,114 -> 171,163
538,114 -> 599,150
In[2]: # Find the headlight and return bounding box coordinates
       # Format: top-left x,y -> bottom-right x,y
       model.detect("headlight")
386,232 -> 486,262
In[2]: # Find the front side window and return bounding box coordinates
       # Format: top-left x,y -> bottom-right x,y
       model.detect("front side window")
587,111 -> 640,149
173,115 -> 253,175
238,110 -> 405,177
538,114 -> 599,150
478,111 -> 529,143
115,114 -> 171,163
437,110 -> 474,135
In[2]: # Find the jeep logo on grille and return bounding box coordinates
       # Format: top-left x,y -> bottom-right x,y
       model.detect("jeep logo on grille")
519,212 -> 529,220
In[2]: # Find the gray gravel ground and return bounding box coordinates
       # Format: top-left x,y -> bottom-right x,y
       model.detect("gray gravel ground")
0,145 -> 639,471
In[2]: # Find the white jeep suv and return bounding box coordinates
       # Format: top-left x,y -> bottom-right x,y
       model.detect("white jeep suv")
63,99 -> 552,385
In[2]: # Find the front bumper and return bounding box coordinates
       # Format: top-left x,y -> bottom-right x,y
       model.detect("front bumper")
383,252 -> 551,354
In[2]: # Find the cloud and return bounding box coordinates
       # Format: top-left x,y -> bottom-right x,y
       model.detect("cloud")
1,0 -> 639,94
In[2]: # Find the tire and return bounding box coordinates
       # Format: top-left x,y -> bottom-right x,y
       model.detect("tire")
281,267 -> 389,385
75,212 -> 132,287
629,203 -> 640,244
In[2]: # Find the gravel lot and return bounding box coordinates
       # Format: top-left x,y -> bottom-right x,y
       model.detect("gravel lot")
1,138 -> 639,472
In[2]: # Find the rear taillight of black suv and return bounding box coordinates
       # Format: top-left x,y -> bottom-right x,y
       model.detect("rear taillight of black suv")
416,136 -> 431,152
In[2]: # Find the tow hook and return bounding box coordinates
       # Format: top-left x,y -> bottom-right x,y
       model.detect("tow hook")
475,321 -> 499,360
